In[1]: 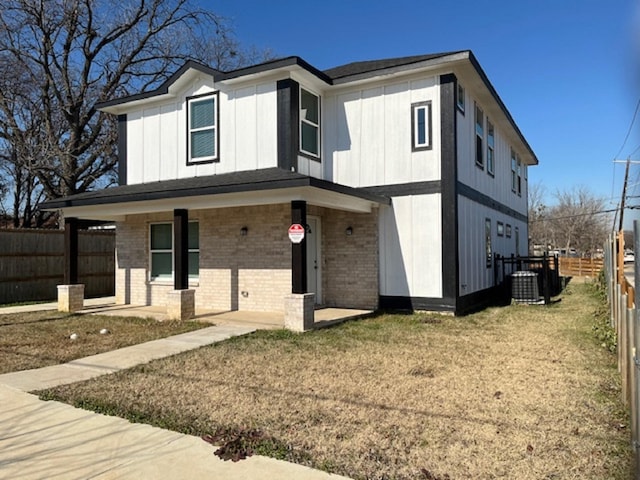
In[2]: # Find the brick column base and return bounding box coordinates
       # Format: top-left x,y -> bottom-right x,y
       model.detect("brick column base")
57,284 -> 85,312
284,293 -> 315,332
166,289 -> 195,321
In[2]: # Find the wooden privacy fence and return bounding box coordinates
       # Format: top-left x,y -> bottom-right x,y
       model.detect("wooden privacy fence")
558,256 -> 604,277
0,228 -> 115,304
605,227 -> 639,478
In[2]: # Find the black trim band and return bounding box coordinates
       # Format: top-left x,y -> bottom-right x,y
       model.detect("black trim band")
457,182 -> 528,223
440,73 -> 459,305
277,79 -> 299,172
379,295 -> 456,312
363,180 -> 441,197
117,114 -> 127,186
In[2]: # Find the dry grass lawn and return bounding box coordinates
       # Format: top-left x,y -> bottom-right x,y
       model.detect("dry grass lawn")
41,283 -> 631,479
0,310 -> 206,374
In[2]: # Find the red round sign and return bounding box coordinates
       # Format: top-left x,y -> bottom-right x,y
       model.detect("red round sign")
288,223 -> 305,243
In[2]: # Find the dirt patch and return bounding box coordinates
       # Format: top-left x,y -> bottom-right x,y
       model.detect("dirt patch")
0,310 -> 206,374
41,284 -> 631,479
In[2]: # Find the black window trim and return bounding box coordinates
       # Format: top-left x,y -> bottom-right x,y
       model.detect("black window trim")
411,100 -> 433,152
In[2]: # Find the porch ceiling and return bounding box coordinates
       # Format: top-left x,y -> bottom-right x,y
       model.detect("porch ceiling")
40,168 -> 390,221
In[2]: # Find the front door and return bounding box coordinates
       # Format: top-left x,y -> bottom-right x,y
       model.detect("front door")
306,216 -> 322,304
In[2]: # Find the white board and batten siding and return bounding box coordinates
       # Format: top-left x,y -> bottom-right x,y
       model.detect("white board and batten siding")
126,78 -> 278,185
323,76 -> 441,187
458,197 -> 527,295
322,76 -> 444,299
455,90 -> 529,295
456,92 -> 528,214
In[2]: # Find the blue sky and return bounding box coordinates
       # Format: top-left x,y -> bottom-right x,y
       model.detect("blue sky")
213,0 -> 640,228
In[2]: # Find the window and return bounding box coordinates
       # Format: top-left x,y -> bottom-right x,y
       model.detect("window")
150,222 -> 199,281
506,224 -> 512,238
485,218 -> 492,268
300,87 -> 320,158
411,101 -> 432,151
456,83 -> 465,113
497,221 -> 504,237
511,149 -> 518,193
517,158 -> 522,196
188,93 -> 218,164
487,119 -> 495,176
475,104 -> 484,168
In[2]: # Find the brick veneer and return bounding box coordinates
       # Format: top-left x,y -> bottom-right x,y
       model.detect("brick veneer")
114,203 -> 379,312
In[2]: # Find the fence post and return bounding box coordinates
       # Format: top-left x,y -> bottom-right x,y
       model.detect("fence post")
542,252 -> 551,304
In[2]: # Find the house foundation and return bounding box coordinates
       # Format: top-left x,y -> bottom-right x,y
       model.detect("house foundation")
284,293 -> 315,332
57,284 -> 85,312
166,289 -> 195,321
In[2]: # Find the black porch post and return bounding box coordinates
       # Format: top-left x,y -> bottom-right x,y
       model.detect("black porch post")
291,200 -> 307,294
64,217 -> 79,284
174,209 -> 189,290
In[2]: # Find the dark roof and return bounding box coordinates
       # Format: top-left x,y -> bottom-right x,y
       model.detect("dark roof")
323,52 -> 465,79
39,168 -> 390,210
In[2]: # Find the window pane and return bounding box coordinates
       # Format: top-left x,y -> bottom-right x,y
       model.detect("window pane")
191,98 -> 214,129
301,122 -> 318,155
151,252 -> 172,279
188,222 -> 199,249
151,224 -> 172,250
188,252 -> 199,278
301,89 -> 318,124
416,107 -> 426,145
191,129 -> 215,158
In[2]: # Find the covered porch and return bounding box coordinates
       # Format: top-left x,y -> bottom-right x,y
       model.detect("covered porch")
40,168 -> 389,332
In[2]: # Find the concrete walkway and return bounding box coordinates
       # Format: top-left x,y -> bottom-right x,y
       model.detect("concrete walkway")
0,311 -> 351,479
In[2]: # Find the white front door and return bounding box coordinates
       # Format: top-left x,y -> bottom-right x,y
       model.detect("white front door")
306,216 -> 321,304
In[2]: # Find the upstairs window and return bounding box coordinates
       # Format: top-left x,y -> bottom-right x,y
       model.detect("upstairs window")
475,104 -> 484,168
411,101 -> 432,151
456,83 -> 465,113
511,149 -> 518,193
188,93 -> 218,164
487,119 -> 495,176
300,88 -> 320,158
517,158 -> 522,196
150,222 -> 199,281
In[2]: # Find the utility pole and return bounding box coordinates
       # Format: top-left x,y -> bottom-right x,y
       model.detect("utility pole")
618,157 -> 630,232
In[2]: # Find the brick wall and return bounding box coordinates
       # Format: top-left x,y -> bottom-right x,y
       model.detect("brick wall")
309,206 -> 379,309
115,203 -> 379,312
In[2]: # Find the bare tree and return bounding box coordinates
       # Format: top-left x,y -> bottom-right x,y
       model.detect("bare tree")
0,0 -> 268,227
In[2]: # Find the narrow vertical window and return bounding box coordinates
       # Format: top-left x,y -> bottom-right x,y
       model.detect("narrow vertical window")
188,222 -> 199,279
475,104 -> 484,168
511,149 -> 518,193
411,101 -> 432,151
487,119 -> 495,176
300,87 -> 320,158
456,83 -> 465,113
485,218 -> 492,268
188,93 -> 218,164
517,157 -> 522,196
515,227 -> 520,256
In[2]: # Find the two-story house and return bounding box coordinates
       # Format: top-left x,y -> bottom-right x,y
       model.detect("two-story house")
42,50 -> 537,329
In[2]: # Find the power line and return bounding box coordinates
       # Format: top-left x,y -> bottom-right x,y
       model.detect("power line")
529,207 -> 619,223
613,97 -> 640,160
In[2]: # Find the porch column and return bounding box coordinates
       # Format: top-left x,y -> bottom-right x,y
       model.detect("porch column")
167,209 -> 194,321
173,209 -> 189,290
58,217 -> 84,312
291,200 -> 307,294
286,200 -> 314,332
